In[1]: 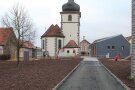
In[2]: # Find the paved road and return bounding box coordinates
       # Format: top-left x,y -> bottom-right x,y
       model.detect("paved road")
57,57 -> 126,90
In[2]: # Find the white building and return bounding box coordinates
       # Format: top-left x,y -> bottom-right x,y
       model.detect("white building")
41,0 -> 81,58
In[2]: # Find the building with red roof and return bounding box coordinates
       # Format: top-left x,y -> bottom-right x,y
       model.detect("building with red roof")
0,27 -> 37,60
0,27 -> 17,59
80,39 -> 91,56
20,41 -> 36,58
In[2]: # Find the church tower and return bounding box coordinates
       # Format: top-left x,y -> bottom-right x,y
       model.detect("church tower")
61,0 -> 81,54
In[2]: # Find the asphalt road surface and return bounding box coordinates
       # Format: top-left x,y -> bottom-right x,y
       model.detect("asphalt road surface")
57,57 -> 126,90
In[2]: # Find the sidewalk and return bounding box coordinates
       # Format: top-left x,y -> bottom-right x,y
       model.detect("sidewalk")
57,57 -> 126,90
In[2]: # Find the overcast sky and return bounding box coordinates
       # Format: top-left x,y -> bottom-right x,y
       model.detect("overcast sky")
0,0 -> 131,47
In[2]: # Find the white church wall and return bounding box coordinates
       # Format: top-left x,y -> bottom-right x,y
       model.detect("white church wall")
61,14 -> 80,22
62,23 -> 79,45
61,13 -> 80,47
47,37 -> 55,56
58,48 -> 78,57
41,37 -> 46,52
57,38 -> 64,51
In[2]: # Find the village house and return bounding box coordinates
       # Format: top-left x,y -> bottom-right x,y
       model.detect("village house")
80,39 -> 91,56
20,41 -> 36,58
90,34 -> 130,58
0,27 -> 17,60
41,0 -> 81,58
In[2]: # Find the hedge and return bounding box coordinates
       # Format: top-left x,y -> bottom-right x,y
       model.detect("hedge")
0,54 -> 11,60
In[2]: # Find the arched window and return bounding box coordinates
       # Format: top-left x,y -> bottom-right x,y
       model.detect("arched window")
58,39 -> 62,49
68,15 -> 72,21
73,50 -> 76,53
67,50 -> 70,53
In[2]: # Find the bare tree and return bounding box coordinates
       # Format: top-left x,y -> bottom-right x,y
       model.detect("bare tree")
1,4 -> 35,65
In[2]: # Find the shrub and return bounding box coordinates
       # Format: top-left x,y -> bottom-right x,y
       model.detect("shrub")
0,54 -> 11,60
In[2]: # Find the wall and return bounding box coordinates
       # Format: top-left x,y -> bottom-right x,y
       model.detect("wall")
3,32 -> 17,60
0,46 -> 3,54
59,48 -> 78,57
62,14 -> 80,22
56,38 -> 64,52
80,40 -> 90,55
20,48 -> 33,58
61,13 -> 80,46
131,0 -> 135,77
96,35 -> 130,58
46,37 -> 55,56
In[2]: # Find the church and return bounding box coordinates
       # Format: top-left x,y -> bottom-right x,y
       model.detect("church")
41,0 -> 81,58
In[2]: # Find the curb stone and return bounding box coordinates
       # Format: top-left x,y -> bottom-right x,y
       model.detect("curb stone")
99,60 -> 130,90
52,61 -> 82,90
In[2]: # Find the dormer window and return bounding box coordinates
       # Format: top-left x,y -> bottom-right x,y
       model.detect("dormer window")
68,15 -> 72,21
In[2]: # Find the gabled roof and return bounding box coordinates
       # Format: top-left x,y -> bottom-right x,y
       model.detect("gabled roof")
80,39 -> 90,44
41,24 -> 65,38
92,34 -> 124,44
64,40 -> 79,48
0,27 -> 14,46
22,41 -> 35,49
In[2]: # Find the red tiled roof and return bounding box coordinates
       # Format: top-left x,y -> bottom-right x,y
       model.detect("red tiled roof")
41,24 -> 65,38
22,41 -> 35,49
0,27 -> 13,46
80,39 -> 91,44
64,40 -> 79,48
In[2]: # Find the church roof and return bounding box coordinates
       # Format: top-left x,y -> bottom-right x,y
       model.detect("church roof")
62,0 -> 80,12
0,27 -> 14,46
41,24 -> 65,38
64,40 -> 79,48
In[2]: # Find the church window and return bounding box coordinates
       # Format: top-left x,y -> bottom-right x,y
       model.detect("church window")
67,50 -> 70,53
68,15 -> 72,21
73,50 -> 76,53
42,40 -> 44,49
58,39 -> 62,49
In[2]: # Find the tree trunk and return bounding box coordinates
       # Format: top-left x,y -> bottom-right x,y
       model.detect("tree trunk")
131,0 -> 135,78
17,46 -> 20,66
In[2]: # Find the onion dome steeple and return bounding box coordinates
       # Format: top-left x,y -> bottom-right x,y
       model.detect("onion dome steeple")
62,0 -> 80,12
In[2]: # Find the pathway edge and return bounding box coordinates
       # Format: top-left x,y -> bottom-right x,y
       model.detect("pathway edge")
52,61 -> 82,90
99,60 -> 131,90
